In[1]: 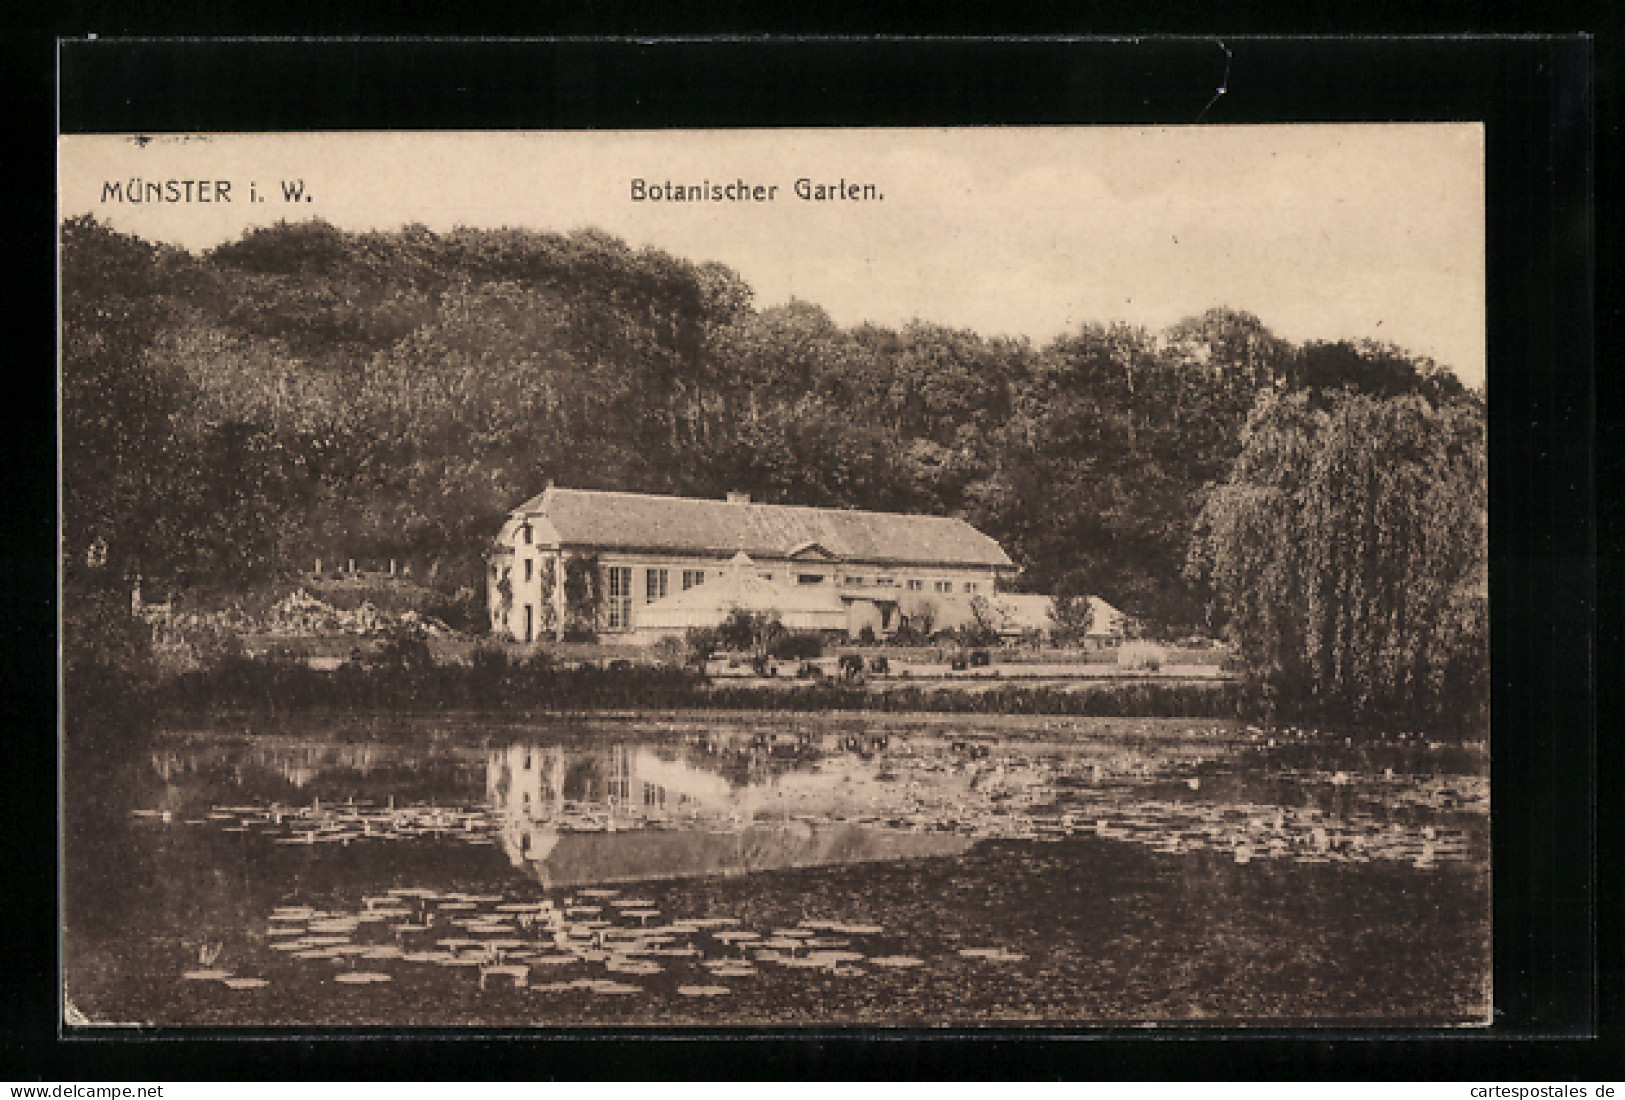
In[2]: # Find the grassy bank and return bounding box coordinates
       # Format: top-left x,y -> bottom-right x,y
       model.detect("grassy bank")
154,656 -> 1249,720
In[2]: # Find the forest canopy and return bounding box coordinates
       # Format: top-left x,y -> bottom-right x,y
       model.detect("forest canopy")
61,216 -> 1481,637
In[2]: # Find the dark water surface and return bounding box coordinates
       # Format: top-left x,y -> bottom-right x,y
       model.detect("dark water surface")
63,713 -> 1489,1027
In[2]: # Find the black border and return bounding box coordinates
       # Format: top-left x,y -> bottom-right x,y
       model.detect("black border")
17,35 -> 1605,1080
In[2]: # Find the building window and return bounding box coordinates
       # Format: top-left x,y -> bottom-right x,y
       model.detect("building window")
846,576 -> 864,587
760,573 -> 774,582
877,577 -> 896,587
646,568 -> 669,603
907,579 -> 924,591
523,604 -> 534,643
964,581 -> 978,593
682,569 -> 706,590
934,580 -> 952,594
605,566 -> 633,630
798,574 -> 825,585
524,558 -> 533,583
521,524 -> 532,545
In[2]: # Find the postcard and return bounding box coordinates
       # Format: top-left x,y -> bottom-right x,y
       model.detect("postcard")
59,125 -> 1489,1028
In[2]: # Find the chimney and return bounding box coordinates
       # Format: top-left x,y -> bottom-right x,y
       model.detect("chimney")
726,491 -> 751,504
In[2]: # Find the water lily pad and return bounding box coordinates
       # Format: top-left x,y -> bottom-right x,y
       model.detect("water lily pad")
869,955 -> 924,968
333,971 -> 392,984
806,950 -> 865,965
677,984 -> 731,997
957,947 -> 1003,959
222,977 -> 270,990
606,960 -> 662,976
480,964 -> 530,982
708,965 -> 758,979
528,953 -> 579,966
182,969 -> 233,981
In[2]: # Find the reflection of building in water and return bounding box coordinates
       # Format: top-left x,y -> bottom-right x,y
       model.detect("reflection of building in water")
485,739 -> 977,880
487,743 -> 569,819
483,743 -> 977,887
487,742 -> 740,826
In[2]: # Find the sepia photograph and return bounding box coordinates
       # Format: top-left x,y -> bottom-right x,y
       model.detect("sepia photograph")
58,126 -> 1490,1029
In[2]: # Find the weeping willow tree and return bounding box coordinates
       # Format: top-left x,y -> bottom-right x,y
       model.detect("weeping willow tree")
1190,388 -> 1487,732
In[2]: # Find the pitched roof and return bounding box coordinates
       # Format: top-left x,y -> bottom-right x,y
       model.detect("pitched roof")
513,487 -> 1013,569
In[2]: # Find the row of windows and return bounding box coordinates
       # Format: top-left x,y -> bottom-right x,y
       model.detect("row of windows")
502,558 -> 981,606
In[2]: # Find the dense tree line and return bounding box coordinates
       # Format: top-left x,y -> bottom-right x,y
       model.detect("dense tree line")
61,215 -> 1479,643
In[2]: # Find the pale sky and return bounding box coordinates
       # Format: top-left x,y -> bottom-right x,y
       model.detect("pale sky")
59,126 -> 1485,386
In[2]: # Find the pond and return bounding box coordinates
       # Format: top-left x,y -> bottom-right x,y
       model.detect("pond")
62,713 -> 1490,1027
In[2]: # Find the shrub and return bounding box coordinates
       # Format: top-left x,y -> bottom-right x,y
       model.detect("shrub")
718,609 -> 785,654
856,625 -> 877,646
470,645 -> 510,677
952,622 -> 999,648
1117,641 -> 1167,672
377,625 -> 433,671
891,619 -> 929,646
650,635 -> 687,669
515,649 -> 554,674
684,626 -> 721,665
769,630 -> 824,660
